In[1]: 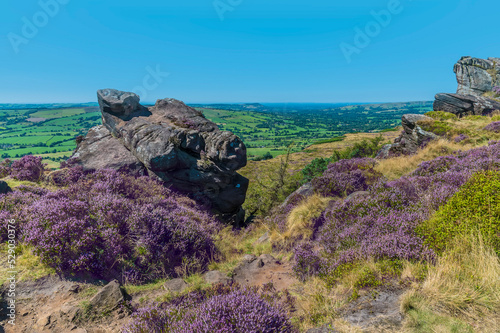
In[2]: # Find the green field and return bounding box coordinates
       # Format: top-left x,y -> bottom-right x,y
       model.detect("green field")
0,101 -> 433,167
0,106 -> 101,167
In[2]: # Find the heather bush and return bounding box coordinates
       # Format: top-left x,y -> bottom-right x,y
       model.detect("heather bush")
312,158 -> 382,197
484,121 -> 500,133
122,284 -> 297,333
454,133 -> 469,143
295,141 -> 500,280
271,195 -> 330,250
0,159 -> 12,178
417,170 -> 500,254
493,86 -> 500,96
0,169 -> 221,282
10,155 -> 46,182
293,242 -> 326,281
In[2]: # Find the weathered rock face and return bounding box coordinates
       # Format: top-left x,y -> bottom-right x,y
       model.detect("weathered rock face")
72,125 -> 147,176
376,114 -> 437,159
433,57 -> 500,117
455,56 -> 500,96
71,89 -> 248,223
434,93 -> 500,117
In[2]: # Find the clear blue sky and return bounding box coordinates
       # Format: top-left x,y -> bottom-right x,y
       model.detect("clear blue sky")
1,0 -> 498,104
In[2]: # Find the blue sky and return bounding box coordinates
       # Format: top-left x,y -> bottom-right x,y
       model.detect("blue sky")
1,0 -> 498,103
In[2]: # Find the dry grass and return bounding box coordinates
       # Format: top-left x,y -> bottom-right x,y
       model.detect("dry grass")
208,224 -> 273,274
270,194 -> 331,248
292,258 -> 407,332
239,131 -> 401,178
375,113 -> 500,180
375,139 -> 476,180
401,234 -> 500,332
292,276 -> 349,331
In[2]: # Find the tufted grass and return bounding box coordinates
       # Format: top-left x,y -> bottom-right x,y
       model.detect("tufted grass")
270,194 -> 331,249
375,139 -> 476,180
401,234 -> 500,332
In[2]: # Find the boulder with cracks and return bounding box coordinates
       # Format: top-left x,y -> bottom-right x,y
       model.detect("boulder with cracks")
376,114 -> 438,159
71,89 -> 249,223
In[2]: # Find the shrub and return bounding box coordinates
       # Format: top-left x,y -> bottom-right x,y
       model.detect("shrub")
272,195 -> 331,250
301,157 -> 330,183
243,147 -> 302,217
331,135 -> 386,162
493,86 -> 500,96
454,133 -> 469,143
1,169 -> 221,282
10,155 -> 46,182
312,158 -> 381,197
425,111 -> 458,121
417,170 -> 500,254
417,119 -> 455,137
0,159 -> 12,178
484,121 -> 500,133
292,242 -> 326,282
301,141 -> 500,279
122,284 -> 297,333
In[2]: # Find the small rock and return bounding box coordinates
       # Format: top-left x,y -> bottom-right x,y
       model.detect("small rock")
345,191 -> 371,202
233,254 -> 280,286
36,314 -> 51,327
204,271 -> 232,285
258,254 -> 279,265
0,181 -> 12,195
254,231 -> 270,245
241,254 -> 257,263
68,284 -> 80,294
89,280 -> 124,310
164,278 -> 188,293
97,88 -> 141,117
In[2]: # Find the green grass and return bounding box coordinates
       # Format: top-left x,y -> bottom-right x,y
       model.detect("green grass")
0,102 -> 432,165
29,108 -> 86,119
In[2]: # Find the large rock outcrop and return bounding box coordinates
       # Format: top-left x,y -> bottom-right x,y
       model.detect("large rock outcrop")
376,114 -> 437,159
455,56 -> 500,96
433,56 -> 500,117
434,93 -> 500,117
71,89 -> 248,223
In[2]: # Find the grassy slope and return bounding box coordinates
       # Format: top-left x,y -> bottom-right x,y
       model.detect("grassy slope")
3,109 -> 500,332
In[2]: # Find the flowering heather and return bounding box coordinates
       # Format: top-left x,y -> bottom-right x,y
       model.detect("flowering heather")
311,158 -> 382,198
454,133 -> 469,143
293,141 -> 500,278
122,284 -> 296,333
10,155 -> 46,182
493,86 -> 500,95
0,159 -> 12,178
0,169 -> 221,282
267,193 -> 305,233
293,242 -> 326,281
484,121 -> 500,133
